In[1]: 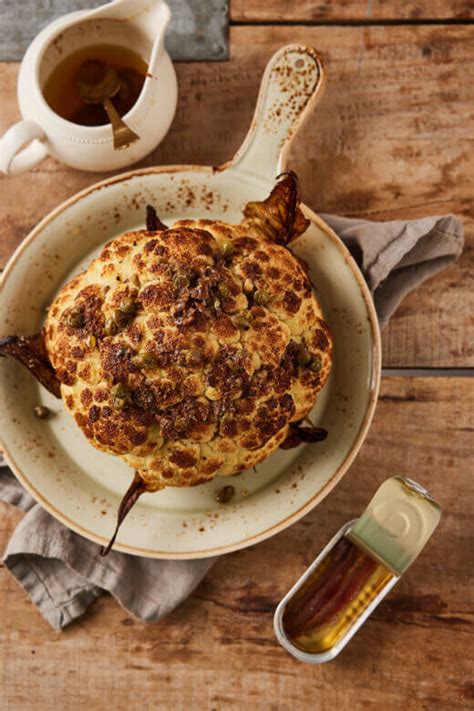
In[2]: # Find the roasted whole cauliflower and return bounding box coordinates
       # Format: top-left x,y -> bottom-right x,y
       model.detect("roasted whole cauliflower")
1,173 -> 333,552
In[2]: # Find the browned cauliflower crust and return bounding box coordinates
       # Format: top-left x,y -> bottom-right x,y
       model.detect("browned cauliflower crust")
43,175 -> 333,493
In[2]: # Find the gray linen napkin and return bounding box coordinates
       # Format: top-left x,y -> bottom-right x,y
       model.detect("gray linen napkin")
0,212 -> 464,630
322,213 -> 464,329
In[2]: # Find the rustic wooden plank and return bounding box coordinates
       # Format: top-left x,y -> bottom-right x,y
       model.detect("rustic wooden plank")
1,23 -> 473,367
230,0 -> 474,22
0,0 -> 228,62
1,376 -> 472,709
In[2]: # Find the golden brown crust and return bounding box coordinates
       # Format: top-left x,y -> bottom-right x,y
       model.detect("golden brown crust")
44,179 -> 333,490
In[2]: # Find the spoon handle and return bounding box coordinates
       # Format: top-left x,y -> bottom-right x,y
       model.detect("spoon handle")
102,98 -> 140,151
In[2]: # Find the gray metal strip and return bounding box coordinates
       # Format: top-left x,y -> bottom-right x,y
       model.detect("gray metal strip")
0,0 -> 228,61
382,368 -> 474,377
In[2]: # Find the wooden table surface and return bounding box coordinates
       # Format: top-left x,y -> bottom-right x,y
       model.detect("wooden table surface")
1,3 -> 473,709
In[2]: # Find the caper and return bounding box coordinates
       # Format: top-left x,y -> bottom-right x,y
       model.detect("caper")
86,334 -> 97,348
297,344 -> 312,366
221,240 -> 235,265
309,355 -> 323,372
221,240 -> 234,258
66,306 -> 84,328
115,383 -> 130,399
142,352 -> 158,368
113,383 -> 132,408
174,415 -> 187,431
104,318 -> 119,337
131,352 -> 157,369
254,290 -> 269,306
186,350 -> 201,366
218,283 -> 231,298
113,308 -> 129,328
173,273 -> 190,289
119,297 -> 136,314
215,485 -> 235,504
33,405 -> 50,419
235,315 -> 250,329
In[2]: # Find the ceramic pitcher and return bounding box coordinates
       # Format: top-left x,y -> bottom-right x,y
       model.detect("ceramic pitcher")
0,0 -> 178,175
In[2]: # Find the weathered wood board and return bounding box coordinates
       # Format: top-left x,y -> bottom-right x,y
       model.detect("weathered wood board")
0,7 -> 473,706
1,24 -> 473,366
231,0 -> 474,22
1,376 -> 472,709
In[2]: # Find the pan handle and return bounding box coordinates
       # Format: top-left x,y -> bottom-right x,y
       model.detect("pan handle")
226,45 -> 325,183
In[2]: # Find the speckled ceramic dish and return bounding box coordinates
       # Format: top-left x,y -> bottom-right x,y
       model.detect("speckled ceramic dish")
0,46 -> 381,558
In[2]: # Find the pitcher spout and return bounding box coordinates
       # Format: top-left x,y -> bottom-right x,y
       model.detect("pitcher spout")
83,0 -> 171,73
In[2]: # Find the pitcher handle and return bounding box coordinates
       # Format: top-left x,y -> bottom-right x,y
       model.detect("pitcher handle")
227,45 -> 325,183
0,120 -> 49,176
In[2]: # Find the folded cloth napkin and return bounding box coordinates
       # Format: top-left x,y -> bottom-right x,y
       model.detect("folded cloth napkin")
322,213 -> 464,329
0,212 -> 464,630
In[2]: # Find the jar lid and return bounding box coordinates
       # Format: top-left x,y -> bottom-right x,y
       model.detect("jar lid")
347,476 -> 441,575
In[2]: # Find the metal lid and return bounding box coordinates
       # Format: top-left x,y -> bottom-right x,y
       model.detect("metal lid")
347,476 -> 441,575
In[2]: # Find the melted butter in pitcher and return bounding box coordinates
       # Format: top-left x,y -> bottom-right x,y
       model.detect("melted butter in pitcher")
43,44 -> 148,126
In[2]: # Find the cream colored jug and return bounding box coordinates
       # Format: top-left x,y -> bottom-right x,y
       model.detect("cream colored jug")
0,0 -> 177,175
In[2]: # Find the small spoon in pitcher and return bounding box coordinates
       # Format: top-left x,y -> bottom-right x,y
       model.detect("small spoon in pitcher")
77,60 -> 140,150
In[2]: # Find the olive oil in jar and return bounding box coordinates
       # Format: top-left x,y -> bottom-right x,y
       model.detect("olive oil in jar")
43,44 -> 148,126
282,536 -> 394,654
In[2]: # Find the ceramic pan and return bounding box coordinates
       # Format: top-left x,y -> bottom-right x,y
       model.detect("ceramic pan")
0,46 -> 381,558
